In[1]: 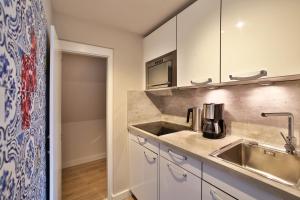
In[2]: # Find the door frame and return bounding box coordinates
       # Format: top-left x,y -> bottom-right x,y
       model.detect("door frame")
58,40 -> 114,200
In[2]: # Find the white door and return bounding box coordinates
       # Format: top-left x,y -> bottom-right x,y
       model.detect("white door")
221,0 -> 300,82
177,0 -> 221,87
129,139 -> 158,200
49,25 -> 62,200
160,157 -> 202,200
202,181 -> 236,200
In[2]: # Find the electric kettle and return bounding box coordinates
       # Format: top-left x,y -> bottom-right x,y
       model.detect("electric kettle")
187,107 -> 202,132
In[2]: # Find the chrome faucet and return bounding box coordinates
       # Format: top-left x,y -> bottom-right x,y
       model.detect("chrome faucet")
261,112 -> 297,154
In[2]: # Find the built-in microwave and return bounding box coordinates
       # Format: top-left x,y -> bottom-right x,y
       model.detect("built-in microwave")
146,51 -> 177,89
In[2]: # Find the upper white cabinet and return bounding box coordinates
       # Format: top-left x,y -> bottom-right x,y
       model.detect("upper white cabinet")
221,0 -> 300,82
177,0 -> 221,87
143,17 -> 176,63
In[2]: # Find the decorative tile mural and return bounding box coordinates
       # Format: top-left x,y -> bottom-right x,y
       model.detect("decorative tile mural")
0,0 -> 47,199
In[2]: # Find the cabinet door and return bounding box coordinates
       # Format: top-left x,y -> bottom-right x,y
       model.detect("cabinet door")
202,181 -> 236,200
143,17 -> 176,63
221,0 -> 300,82
160,157 -> 201,200
129,140 -> 158,200
177,0 -> 221,87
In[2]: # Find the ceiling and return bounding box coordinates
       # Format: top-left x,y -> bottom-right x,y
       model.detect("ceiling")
52,0 -> 194,35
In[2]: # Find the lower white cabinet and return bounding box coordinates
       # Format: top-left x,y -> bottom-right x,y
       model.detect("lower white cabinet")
129,134 -> 291,200
160,143 -> 202,178
160,157 -> 202,200
129,139 -> 158,200
203,163 -> 282,200
202,181 -> 236,200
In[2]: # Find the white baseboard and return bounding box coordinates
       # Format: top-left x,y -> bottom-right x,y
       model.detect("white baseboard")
62,153 -> 106,168
111,189 -> 130,200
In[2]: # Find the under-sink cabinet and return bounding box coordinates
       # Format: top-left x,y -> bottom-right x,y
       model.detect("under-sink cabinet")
203,163 -> 282,200
202,181 -> 236,200
129,134 -> 159,200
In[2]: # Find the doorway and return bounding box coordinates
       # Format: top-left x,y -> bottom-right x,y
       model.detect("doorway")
61,53 -> 107,199
49,30 -> 113,200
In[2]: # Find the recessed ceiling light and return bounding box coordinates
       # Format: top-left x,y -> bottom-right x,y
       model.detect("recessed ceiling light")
236,21 -> 245,29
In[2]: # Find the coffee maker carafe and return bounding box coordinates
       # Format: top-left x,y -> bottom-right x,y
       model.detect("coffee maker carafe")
202,103 -> 226,139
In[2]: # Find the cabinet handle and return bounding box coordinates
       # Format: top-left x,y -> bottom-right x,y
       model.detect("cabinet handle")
210,189 -> 224,200
191,78 -> 212,86
144,152 -> 156,162
168,149 -> 187,161
229,70 -> 267,81
137,136 -> 147,144
167,163 -> 187,178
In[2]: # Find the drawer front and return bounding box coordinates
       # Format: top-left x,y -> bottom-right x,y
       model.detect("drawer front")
160,143 -> 202,177
202,181 -> 236,200
129,132 -> 159,153
203,163 -> 282,200
160,157 -> 202,200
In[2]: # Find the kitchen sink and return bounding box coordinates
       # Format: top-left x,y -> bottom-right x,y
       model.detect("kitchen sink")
211,139 -> 300,188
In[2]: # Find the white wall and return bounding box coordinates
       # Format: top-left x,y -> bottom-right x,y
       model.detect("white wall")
62,119 -> 106,168
61,53 -> 107,168
53,13 -> 144,194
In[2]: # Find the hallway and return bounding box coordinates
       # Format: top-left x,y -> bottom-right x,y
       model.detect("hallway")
62,159 -> 134,200
62,159 -> 107,200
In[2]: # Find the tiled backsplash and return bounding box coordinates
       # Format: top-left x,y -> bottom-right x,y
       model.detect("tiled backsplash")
128,80 -> 300,147
127,91 -> 161,124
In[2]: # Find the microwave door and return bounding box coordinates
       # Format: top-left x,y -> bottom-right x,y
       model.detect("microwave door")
148,61 -> 172,88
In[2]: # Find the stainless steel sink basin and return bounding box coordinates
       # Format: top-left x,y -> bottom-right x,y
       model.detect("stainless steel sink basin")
211,139 -> 300,188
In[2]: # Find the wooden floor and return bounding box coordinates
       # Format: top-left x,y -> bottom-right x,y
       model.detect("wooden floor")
62,159 -> 134,200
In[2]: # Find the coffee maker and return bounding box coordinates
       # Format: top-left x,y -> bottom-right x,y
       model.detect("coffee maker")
202,103 -> 226,139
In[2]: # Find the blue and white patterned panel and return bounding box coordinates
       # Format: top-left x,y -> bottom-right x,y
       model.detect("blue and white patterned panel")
0,0 -> 47,199
0,87 -> 4,124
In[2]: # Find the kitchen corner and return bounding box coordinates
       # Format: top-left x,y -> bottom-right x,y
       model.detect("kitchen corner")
127,0 -> 300,199
127,80 -> 300,200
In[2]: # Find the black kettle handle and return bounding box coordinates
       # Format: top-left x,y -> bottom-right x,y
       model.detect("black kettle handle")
187,108 -> 193,123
